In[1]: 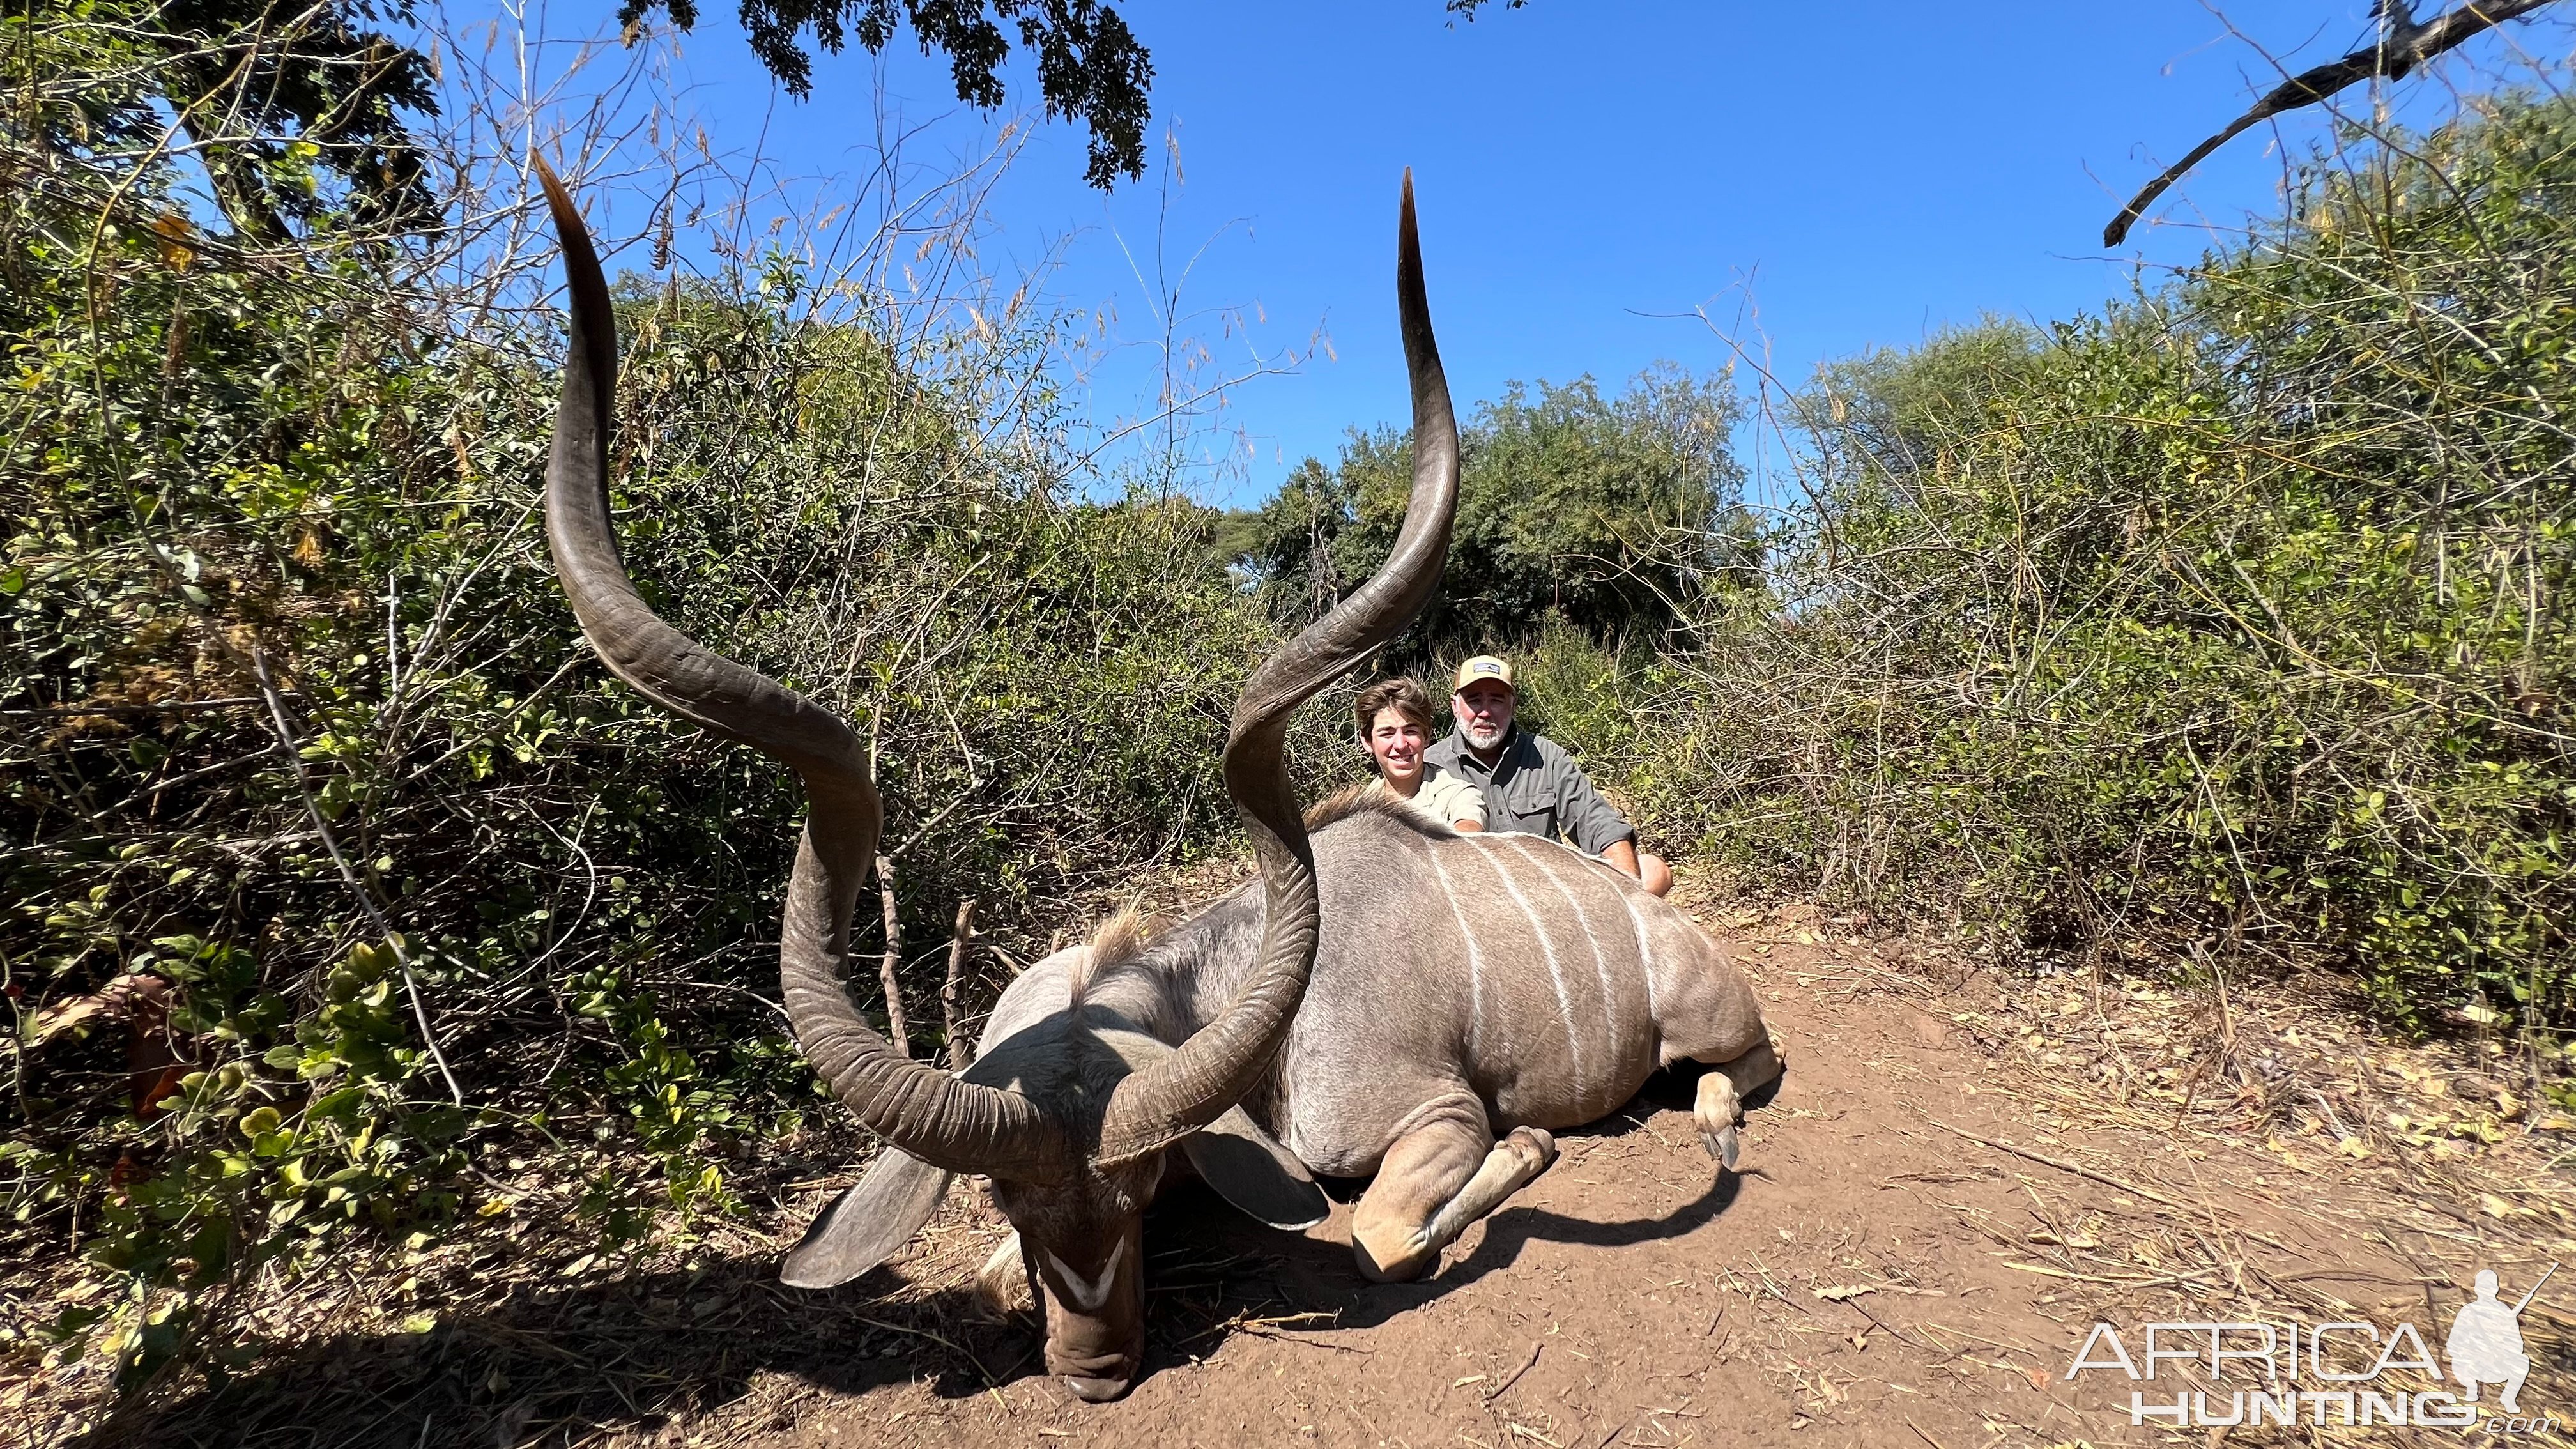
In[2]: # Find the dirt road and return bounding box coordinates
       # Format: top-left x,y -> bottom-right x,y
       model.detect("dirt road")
123,903 -> 2570,1448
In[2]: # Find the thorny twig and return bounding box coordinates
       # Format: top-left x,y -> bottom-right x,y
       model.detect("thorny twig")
249,648 -> 464,1105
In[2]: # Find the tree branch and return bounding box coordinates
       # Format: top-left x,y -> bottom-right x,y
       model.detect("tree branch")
876,853 -> 909,1059
247,648 -> 464,1105
944,898 -> 977,1071
2104,0 -> 2557,247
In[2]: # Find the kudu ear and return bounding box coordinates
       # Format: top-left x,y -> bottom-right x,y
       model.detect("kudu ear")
1183,1107 -> 1329,1230
781,1147 -> 953,1289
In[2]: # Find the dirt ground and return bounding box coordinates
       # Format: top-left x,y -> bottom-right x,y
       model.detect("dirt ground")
67,891 -> 2576,1448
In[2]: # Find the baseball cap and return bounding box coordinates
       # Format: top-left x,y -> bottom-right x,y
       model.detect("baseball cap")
1454,656 -> 1514,692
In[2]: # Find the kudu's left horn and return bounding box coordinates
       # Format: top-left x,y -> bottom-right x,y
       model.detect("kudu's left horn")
536,158 -> 1069,1178
1096,169 -> 1462,1163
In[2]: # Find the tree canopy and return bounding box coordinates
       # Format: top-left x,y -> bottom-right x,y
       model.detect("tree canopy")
24,0 -> 441,240
1227,367 -> 1759,659
618,0 -> 1154,188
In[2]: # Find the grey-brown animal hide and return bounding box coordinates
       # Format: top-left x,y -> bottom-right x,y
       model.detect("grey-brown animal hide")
999,797 -> 1767,1170
942,790 -> 1779,1287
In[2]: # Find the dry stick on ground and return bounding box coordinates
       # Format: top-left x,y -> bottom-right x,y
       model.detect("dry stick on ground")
944,898 -> 977,1071
1927,1119 -> 2300,1254
1926,1119 -> 2194,1211
2104,0 -> 2560,245
1484,1341 -> 1544,1402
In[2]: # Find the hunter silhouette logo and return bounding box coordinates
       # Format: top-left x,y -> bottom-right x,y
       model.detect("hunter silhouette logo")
2450,1263 -> 2554,1413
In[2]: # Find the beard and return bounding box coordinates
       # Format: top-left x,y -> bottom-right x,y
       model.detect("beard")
1462,717 -> 1509,751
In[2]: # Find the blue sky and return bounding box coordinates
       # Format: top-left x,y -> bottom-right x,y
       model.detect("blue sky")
565,1 -> 2559,505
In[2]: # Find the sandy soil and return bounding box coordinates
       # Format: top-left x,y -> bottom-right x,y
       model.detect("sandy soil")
95,897 -> 2574,1448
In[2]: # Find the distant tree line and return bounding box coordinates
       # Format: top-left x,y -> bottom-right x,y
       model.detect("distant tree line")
1211,367 -> 1761,664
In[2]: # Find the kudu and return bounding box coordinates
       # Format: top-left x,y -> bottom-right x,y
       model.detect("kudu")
537,162 -> 1782,1403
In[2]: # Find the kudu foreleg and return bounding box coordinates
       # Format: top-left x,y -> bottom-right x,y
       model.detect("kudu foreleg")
974,1230 -> 1038,1321
1351,1117 -> 1556,1282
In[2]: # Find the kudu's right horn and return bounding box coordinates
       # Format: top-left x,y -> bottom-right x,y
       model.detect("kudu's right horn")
1097,170 -> 1461,1164
536,159 -> 1068,1178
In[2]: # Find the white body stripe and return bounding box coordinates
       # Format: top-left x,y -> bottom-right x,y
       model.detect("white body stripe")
1518,833 -> 1662,1017
1466,837 -> 1583,1080
1420,840 -> 1486,1055
1616,884 -> 1659,1017
1508,837 -> 1618,1072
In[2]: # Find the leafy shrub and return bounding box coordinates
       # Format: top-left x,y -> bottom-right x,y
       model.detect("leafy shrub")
1,1 -> 1277,1410
1609,95 -> 2575,1029
1223,367 -> 1759,660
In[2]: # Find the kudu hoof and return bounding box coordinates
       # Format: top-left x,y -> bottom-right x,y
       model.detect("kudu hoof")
1505,1125 -> 1558,1174
1353,1232 -> 1437,1284
1694,1076 -> 1744,1170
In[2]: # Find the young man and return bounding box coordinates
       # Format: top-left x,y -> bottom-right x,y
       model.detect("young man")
1354,677 -> 1486,832
1425,656 -> 1673,897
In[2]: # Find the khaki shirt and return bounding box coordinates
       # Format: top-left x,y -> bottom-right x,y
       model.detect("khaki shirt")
1368,764 -> 1487,829
1424,726 -> 1636,855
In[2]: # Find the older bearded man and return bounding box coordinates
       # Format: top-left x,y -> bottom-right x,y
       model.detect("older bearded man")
1424,656 -> 1673,897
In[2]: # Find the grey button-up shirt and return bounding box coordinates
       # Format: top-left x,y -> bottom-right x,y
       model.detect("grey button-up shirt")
1424,726 -> 1637,856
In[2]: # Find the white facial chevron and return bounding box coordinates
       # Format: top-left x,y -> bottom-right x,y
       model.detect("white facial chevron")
1043,1237 -> 1126,1313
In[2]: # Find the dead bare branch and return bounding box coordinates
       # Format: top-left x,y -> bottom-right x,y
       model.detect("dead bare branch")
2103,0 -> 2559,246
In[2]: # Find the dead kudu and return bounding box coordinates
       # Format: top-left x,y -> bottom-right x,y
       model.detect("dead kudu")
535,162 -> 1782,1402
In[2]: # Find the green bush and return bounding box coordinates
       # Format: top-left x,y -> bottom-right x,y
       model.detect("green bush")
1222,367 -> 1759,661
1609,96 -> 2574,1029
1,0 -> 1277,1406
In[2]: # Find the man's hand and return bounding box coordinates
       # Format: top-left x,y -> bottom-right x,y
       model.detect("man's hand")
1600,839 -> 1673,898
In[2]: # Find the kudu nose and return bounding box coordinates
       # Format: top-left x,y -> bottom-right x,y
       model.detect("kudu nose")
1048,1345 -> 1137,1402
1064,1371 -> 1133,1403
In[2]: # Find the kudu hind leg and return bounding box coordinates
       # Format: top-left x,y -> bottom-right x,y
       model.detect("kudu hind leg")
1351,1121 -> 1557,1283
1694,1036 -> 1786,1170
